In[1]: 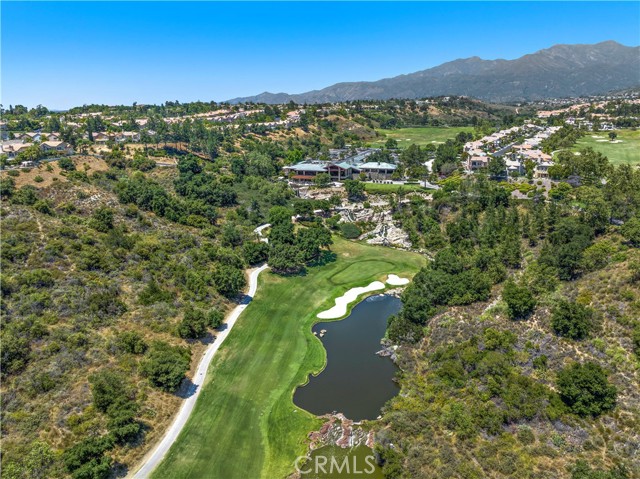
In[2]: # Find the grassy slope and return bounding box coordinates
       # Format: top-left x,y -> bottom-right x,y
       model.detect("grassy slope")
573,129 -> 640,165
364,183 -> 431,194
368,127 -> 474,148
152,238 -> 426,479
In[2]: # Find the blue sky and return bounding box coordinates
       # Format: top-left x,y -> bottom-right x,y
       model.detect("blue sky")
2,2 -> 639,109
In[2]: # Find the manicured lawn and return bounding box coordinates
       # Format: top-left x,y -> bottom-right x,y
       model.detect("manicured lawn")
368,127 -> 474,148
572,129 -> 640,165
364,183 -> 431,194
152,238 -> 426,479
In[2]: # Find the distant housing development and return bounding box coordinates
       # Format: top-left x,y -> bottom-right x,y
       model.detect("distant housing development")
464,124 -> 561,178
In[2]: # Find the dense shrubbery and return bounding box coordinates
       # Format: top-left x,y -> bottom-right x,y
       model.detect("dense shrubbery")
556,362 -> 617,417
267,207 -> 332,274
502,279 -> 536,320
141,341 -> 191,392
551,299 -> 595,340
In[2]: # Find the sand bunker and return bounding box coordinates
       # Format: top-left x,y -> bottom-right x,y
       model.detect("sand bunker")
386,274 -> 410,286
317,274 -> 412,319
317,281 -> 386,319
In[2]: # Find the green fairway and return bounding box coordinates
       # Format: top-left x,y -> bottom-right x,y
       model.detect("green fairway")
152,238 -> 426,479
573,129 -> 640,165
368,127 -> 474,148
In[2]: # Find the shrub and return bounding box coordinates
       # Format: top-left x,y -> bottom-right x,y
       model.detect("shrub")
58,157 -> 76,171
114,331 -> 147,355
339,222 -> 361,239
138,280 -> 174,305
34,175 -> 44,183
551,299 -> 594,340
0,177 -> 15,198
88,369 -> 130,412
33,199 -> 54,215
89,207 -> 114,232
502,279 -> 536,320
63,436 -> 113,479
141,341 -> 191,392
131,155 -> 156,172
557,362 -> 617,417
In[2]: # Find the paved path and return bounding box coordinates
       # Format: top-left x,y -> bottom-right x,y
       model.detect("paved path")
253,223 -> 271,243
130,263 -> 269,478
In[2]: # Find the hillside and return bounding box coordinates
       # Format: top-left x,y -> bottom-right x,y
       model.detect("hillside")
229,41 -> 640,104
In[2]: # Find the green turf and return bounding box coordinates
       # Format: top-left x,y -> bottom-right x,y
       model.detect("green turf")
152,238 -> 426,479
368,127 -> 474,148
363,183 -> 431,194
572,129 -> 640,166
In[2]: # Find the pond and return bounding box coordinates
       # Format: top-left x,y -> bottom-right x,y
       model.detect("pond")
294,294 -> 401,421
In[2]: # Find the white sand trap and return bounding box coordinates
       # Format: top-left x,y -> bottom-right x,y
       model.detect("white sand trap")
386,274 -> 410,286
591,135 -> 604,139
317,281 -> 385,319
610,140 -> 623,143
596,139 -> 609,142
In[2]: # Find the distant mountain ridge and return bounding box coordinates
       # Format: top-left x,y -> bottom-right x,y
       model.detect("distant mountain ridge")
228,41 -> 640,104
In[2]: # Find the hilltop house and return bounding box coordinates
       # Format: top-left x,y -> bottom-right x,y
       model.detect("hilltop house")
41,141 -> 74,155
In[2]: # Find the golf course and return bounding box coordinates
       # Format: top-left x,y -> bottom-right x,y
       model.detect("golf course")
573,129 -> 640,165
151,238 -> 426,479
369,126 -> 474,148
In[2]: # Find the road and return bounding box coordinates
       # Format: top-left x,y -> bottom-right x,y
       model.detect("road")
130,262 -> 269,478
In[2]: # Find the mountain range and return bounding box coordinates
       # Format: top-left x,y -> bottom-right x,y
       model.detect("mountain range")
228,41 -> 640,104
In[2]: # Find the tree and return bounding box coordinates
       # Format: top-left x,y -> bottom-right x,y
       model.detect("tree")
207,308 -> 224,329
502,279 -> 536,320
608,131 -> 618,141
313,172 -> 331,188
177,307 -> 208,339
243,241 -> 268,265
487,156 -> 506,179
296,225 -> 332,262
620,216 -> 640,247
344,180 -> 365,202
212,264 -> 246,298
385,138 -> 398,149
63,436 -> 113,479
551,299 -> 594,340
576,186 -> 610,234
141,341 -> 191,392
268,242 -> 303,274
0,177 -> 16,199
557,362 -> 616,417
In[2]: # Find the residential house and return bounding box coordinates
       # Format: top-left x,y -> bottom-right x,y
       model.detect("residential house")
1,141 -> 31,158
41,141 -> 73,155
